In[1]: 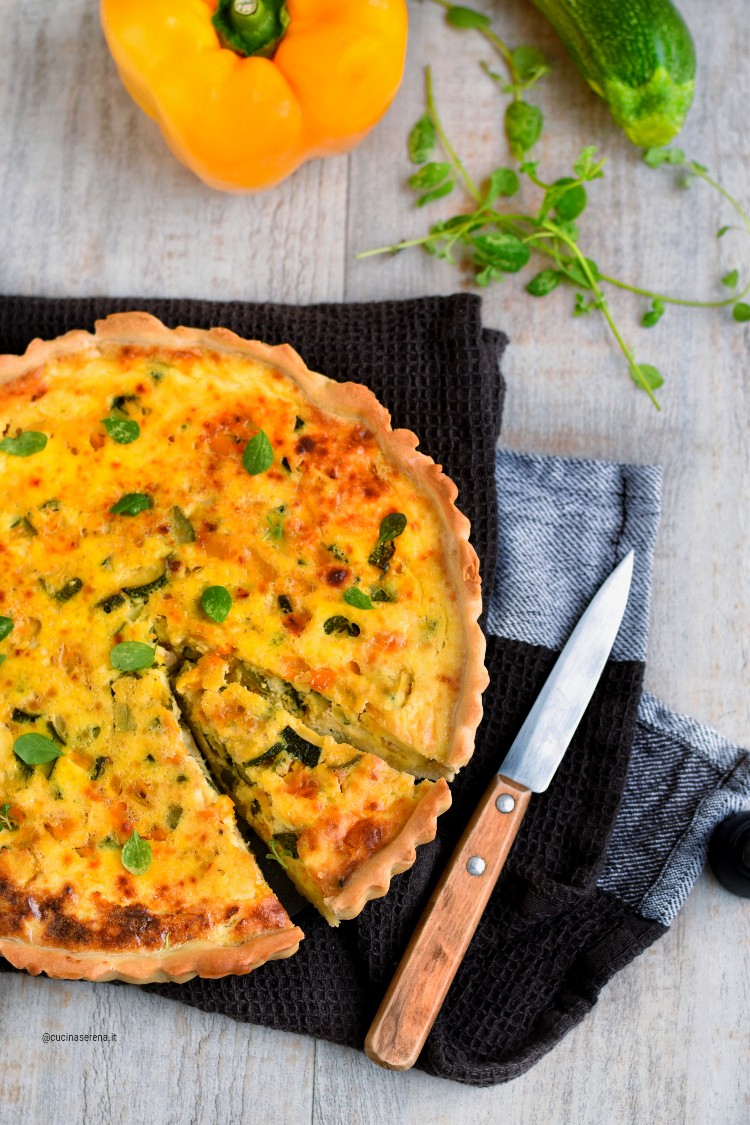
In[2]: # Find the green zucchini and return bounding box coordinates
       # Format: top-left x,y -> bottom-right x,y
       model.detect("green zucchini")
530,0 -> 696,146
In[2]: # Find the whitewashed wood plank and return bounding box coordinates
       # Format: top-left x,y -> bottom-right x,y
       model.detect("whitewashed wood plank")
0,973 -> 315,1125
0,0 -> 348,305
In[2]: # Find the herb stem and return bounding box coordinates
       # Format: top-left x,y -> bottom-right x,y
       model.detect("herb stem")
356,231 -> 456,259
430,0 -> 521,89
425,66 -> 482,204
689,167 -> 750,234
517,223 -> 750,311
598,273 -> 750,310
537,222 -> 661,408
482,28 -> 520,91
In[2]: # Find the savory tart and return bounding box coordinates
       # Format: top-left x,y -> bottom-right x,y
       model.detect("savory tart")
0,312 -> 487,983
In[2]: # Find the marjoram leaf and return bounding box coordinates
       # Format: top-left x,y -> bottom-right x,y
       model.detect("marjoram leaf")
642,299 -> 665,328
510,46 -> 548,84
417,181 -> 454,207
472,232 -> 531,273
548,177 -> 587,221
633,363 -> 665,391
526,269 -> 561,297
485,167 -> 520,203
505,101 -> 543,158
408,115 -> 436,164
445,6 -> 491,30
561,257 -> 601,290
408,162 -> 453,192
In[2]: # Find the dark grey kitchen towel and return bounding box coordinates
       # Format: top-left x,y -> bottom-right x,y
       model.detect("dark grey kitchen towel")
491,449 -> 750,934
0,295 -> 747,1086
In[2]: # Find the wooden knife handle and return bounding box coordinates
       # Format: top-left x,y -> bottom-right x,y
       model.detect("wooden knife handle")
364,774 -> 531,1071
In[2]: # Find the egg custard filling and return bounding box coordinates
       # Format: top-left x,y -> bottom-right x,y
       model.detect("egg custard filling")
0,314 -> 487,983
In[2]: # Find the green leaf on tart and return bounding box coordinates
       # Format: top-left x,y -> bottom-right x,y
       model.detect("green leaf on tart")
368,513 -> 407,571
121,829 -> 152,876
13,733 -> 64,765
0,431 -> 48,457
200,585 -> 233,623
323,615 -> 361,637
344,587 -> 373,611
110,493 -> 153,517
242,430 -> 274,475
110,641 -> 156,672
102,416 -> 141,444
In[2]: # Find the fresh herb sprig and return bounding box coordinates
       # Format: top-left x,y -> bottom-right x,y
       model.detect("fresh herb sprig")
359,3 -> 750,406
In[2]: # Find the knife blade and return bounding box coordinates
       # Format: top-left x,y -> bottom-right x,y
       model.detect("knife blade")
365,550 -> 635,1071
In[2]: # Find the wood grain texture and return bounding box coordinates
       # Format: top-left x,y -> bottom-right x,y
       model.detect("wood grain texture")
366,776 -> 531,1070
0,972 -> 315,1125
0,0 -> 749,1121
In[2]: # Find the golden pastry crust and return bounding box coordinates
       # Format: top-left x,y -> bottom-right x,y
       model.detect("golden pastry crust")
0,926 -> 303,984
326,778 -> 452,921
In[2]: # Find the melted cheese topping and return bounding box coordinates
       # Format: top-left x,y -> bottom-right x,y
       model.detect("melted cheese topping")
0,340 -> 465,949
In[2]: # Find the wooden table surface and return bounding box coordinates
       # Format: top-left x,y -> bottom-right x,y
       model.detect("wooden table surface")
1,1 -> 748,1122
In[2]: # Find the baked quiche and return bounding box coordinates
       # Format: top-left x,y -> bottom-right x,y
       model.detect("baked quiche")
0,312 -> 487,983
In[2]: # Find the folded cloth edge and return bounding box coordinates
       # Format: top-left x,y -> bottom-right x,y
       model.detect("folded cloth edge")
488,447 -> 662,663
599,691 -> 750,926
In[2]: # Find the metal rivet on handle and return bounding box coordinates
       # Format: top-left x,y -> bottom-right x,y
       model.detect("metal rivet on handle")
466,855 -> 486,876
496,793 -> 516,814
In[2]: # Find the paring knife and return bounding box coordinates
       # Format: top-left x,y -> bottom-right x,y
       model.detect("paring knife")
365,549 -> 635,1071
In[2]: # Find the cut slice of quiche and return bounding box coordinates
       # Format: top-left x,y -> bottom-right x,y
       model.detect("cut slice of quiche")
0,667 -> 302,983
175,656 -> 452,925
0,312 -> 487,982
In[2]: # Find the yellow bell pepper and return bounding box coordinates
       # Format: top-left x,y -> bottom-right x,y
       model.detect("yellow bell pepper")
100,0 -> 408,192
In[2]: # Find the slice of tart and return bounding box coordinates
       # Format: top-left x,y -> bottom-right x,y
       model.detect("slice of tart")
0,667 -> 302,983
175,656 -> 451,925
